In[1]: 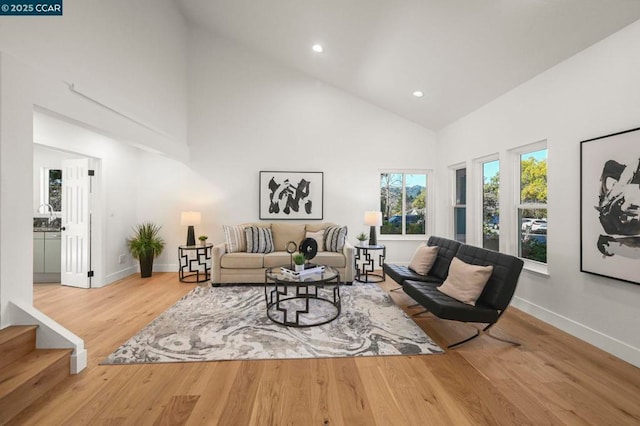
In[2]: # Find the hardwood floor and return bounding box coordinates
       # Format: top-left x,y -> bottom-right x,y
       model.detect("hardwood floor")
8,273 -> 639,425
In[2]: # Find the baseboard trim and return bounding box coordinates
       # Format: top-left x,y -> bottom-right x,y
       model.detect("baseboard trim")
511,296 -> 640,368
101,266 -> 137,287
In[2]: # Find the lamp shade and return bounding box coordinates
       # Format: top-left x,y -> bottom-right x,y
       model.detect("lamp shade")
364,211 -> 382,226
181,211 -> 201,226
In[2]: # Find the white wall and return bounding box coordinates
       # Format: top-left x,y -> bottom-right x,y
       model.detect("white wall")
0,0 -> 188,144
436,20 -> 640,366
0,54 -> 36,327
183,27 -> 438,263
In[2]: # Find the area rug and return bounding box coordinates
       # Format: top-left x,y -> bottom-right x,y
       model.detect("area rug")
101,283 -> 443,365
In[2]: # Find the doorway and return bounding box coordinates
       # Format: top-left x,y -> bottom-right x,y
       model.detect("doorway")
33,144 -> 101,288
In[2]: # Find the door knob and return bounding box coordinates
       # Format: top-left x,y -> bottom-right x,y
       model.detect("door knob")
61,226 -> 66,231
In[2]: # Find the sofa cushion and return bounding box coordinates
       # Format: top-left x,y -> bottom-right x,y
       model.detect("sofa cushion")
324,226 -> 347,252
264,252 -> 292,268
271,223 -> 306,252
245,226 -> 275,253
313,252 -> 346,268
305,230 -> 325,252
437,257 -> 493,306
221,252 -> 264,269
223,225 -> 247,253
305,222 -> 336,233
408,244 -> 438,275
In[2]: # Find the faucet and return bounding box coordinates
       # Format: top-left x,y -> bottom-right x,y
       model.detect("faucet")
38,203 -> 55,225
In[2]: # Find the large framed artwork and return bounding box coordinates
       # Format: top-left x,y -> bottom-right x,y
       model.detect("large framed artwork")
259,171 -> 323,220
580,127 -> 640,286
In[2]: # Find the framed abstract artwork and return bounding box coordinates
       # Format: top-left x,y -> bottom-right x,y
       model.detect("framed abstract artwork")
580,127 -> 640,285
259,171 -> 324,220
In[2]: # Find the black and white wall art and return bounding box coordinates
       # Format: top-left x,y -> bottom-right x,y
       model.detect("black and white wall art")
580,127 -> 640,285
259,171 -> 323,220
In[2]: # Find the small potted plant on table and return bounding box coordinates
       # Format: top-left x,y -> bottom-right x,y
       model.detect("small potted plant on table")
293,253 -> 306,272
356,232 -> 368,245
198,235 -> 208,246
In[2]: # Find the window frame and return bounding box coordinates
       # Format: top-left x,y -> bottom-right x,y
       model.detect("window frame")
474,154 -> 500,250
379,169 -> 433,240
511,140 -> 548,273
39,167 -> 63,214
450,163 -> 467,243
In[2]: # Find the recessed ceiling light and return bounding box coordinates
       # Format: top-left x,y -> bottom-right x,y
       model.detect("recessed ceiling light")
312,44 -> 324,53
413,91 -> 424,98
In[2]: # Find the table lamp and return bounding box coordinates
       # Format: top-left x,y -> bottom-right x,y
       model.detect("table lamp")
181,211 -> 201,246
364,211 -> 382,246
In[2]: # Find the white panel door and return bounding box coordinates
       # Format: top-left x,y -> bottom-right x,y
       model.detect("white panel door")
61,159 -> 91,288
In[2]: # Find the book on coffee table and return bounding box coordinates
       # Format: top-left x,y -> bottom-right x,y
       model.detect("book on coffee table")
280,264 -> 325,279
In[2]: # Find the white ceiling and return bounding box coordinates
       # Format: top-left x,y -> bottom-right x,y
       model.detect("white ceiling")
176,0 -> 640,130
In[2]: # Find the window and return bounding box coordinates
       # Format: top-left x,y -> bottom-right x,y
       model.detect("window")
517,146 -> 548,263
380,172 -> 428,236
453,167 -> 466,242
482,160 -> 500,251
40,168 -> 62,213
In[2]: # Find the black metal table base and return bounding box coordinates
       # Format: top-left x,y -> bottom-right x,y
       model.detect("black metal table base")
264,269 -> 341,327
355,244 -> 386,283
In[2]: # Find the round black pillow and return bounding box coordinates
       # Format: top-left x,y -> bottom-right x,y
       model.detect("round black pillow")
299,237 -> 318,260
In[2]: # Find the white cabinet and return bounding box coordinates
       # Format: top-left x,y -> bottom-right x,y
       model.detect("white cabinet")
44,232 -> 61,273
33,232 -> 45,273
34,231 -> 61,282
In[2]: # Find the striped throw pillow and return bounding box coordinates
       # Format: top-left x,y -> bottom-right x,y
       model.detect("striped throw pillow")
324,226 -> 347,252
245,226 -> 275,254
223,225 -> 247,253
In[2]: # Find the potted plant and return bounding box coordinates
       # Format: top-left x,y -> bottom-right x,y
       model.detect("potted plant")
356,232 -> 368,245
198,235 -> 208,246
127,222 -> 165,278
293,252 -> 306,272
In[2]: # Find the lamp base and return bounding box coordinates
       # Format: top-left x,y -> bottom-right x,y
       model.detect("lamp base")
368,226 -> 377,246
187,225 -> 196,246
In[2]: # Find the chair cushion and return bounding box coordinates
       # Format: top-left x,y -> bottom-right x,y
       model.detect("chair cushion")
404,280 -> 499,323
408,244 -> 438,275
427,236 -> 462,281
383,264 -> 443,286
437,257 -> 493,306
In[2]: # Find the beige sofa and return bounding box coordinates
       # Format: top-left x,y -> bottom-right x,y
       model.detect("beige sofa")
211,222 -> 354,285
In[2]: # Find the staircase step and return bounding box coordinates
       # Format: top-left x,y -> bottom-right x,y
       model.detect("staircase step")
0,348 -> 72,425
0,326 -> 37,371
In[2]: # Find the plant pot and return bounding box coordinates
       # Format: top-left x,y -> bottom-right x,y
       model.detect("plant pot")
139,253 -> 154,278
200,241 -> 207,246
295,264 -> 304,272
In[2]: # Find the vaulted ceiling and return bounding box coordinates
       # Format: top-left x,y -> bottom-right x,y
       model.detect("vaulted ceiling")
176,0 -> 640,130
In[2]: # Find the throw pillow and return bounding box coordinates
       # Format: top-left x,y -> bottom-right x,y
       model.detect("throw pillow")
437,257 -> 493,306
271,223 -> 305,252
408,244 -> 438,275
324,226 -> 347,252
245,226 -> 275,254
305,230 -> 325,252
223,225 -> 247,253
